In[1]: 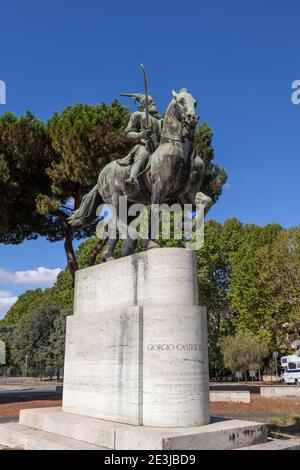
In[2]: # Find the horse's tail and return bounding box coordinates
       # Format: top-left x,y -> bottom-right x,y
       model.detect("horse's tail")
67,184 -> 103,228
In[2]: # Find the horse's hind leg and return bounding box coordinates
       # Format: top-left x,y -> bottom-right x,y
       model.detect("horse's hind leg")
102,238 -> 117,262
143,180 -> 163,250
102,193 -> 119,261
102,193 -> 138,259
120,213 -> 138,257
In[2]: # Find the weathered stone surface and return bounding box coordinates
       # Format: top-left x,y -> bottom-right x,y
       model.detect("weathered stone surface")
63,248 -> 210,427
143,304 -> 209,426
115,419 -> 267,450
63,306 -> 143,425
260,386 -> 300,397
238,438 -> 300,450
73,248 -> 198,315
0,422 -> 105,450
210,391 -> 250,403
20,407 -> 116,448
18,407 -> 267,450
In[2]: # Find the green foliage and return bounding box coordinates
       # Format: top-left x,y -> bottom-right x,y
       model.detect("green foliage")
196,219 -> 244,368
43,269 -> 74,311
37,101 -> 130,276
2,269 -> 74,330
11,300 -> 61,369
195,221 -> 300,369
0,102 -> 131,278
256,227 -> 300,349
194,124 -> 228,203
221,330 -> 269,377
47,308 -> 70,371
75,237 -> 106,267
228,224 -> 283,345
0,111 -> 56,243
2,219 -> 300,376
2,289 -> 45,327
45,101 -> 130,201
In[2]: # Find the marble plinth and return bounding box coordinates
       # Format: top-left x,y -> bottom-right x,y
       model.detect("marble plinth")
62,248 -> 210,427
16,407 -> 268,450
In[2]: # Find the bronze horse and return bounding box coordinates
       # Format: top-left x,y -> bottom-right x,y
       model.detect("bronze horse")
68,89 -> 212,259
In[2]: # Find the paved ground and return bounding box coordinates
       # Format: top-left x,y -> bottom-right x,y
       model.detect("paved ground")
0,390 -> 62,418
211,395 -> 300,436
0,377 -> 61,387
1,391 -> 299,420
0,416 -> 18,424
212,395 -> 300,415
210,382 -> 283,394
1,383 -> 300,438
0,386 -> 60,395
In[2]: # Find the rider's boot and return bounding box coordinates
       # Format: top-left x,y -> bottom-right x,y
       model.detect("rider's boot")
125,177 -> 139,187
124,177 -> 140,196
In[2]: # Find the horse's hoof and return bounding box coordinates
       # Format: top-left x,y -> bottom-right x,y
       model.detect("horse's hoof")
102,256 -> 114,263
145,240 -> 160,250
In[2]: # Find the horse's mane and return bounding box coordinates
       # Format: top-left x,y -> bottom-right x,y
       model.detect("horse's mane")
161,99 -> 177,139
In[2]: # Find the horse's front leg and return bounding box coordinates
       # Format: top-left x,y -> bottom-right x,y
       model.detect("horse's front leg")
195,191 -> 213,216
142,179 -> 162,250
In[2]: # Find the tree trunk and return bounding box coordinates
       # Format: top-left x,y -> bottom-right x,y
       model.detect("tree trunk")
55,209 -> 78,282
74,184 -> 82,210
64,187 -> 82,279
88,238 -> 108,266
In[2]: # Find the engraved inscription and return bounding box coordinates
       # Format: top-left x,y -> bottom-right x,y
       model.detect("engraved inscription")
147,343 -> 207,352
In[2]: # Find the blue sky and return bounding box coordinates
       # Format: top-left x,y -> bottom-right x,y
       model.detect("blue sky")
0,0 -> 299,317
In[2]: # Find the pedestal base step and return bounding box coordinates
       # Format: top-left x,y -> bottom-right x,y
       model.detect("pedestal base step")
0,422 -> 106,450
237,438 -> 300,450
5,407 -> 268,450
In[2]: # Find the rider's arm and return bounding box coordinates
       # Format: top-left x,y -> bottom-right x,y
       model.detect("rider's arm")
124,112 -> 149,142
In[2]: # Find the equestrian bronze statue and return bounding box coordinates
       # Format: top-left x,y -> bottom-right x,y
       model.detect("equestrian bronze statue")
68,70 -> 212,260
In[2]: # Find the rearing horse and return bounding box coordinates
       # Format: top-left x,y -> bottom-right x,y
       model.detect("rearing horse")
68,89 -> 212,259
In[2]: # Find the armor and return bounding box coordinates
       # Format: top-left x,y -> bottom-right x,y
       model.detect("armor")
118,94 -> 162,193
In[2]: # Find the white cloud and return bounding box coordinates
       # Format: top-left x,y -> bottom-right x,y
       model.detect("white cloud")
0,290 -> 18,317
0,267 -> 62,285
223,183 -> 231,190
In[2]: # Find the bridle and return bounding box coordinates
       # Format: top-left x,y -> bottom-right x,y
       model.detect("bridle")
162,99 -> 198,144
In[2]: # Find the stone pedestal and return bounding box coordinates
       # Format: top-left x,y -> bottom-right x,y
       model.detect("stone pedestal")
0,247 -> 288,450
62,248 -> 210,427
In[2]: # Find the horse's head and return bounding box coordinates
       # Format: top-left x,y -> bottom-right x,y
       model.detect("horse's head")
172,88 -> 199,132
